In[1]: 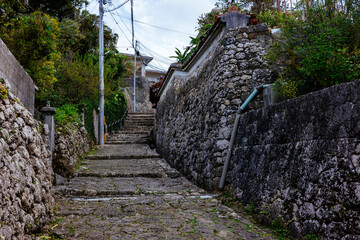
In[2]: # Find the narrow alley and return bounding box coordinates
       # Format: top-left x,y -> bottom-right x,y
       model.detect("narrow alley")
51,113 -> 276,240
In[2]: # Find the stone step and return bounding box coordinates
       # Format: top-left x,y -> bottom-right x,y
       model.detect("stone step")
125,117 -> 154,120
52,194 -> 276,240
125,119 -> 154,123
122,125 -> 153,129
116,130 -> 150,134
105,140 -> 149,144
127,112 -> 154,115
87,144 -> 159,160
75,158 -> 179,178
54,176 -> 204,197
127,115 -> 154,119
123,122 -> 154,127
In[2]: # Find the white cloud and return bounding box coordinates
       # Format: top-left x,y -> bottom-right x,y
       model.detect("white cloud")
89,0 -> 218,70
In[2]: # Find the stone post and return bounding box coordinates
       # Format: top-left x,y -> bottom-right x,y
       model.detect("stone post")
40,104 -> 56,156
93,109 -> 99,143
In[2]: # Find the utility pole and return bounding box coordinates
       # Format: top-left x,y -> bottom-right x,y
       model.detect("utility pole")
98,0 -> 105,145
98,0 -> 129,144
133,40 -> 138,113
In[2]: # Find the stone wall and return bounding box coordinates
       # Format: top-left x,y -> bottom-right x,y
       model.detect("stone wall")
156,23 -> 273,190
229,80 -> 360,239
0,82 -> 54,239
0,38 -> 36,114
155,21 -> 360,238
53,122 -> 92,178
124,77 -> 154,113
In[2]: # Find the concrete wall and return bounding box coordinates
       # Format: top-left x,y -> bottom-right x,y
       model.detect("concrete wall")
0,38 -> 35,114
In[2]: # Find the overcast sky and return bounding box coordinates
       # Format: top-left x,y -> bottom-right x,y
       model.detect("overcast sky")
87,0 -> 219,72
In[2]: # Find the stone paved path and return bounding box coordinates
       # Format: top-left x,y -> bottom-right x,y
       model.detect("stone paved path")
52,113 -> 277,240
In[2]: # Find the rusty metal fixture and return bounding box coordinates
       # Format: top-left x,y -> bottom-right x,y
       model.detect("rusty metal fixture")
228,5 -> 239,13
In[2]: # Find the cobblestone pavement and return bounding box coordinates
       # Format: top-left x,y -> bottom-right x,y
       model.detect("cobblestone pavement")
51,113 -> 277,240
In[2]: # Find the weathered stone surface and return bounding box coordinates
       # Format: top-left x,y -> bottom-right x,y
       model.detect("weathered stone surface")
230,80 -> 360,239
0,82 -> 54,239
156,24 -> 274,190
87,144 -> 159,160
53,122 -> 92,178
47,113 -> 277,240
155,22 -> 360,239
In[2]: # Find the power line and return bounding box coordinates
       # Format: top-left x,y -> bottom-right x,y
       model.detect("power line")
106,0 -> 130,12
106,5 -> 133,47
60,3 -> 98,28
117,15 -> 196,36
138,42 -> 173,64
138,43 -> 166,71
110,9 -> 168,71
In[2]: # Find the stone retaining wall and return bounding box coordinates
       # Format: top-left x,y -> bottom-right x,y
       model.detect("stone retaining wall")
0,82 -> 54,239
156,23 -> 273,190
155,22 -> 360,238
53,122 -> 92,178
230,80 -> 360,239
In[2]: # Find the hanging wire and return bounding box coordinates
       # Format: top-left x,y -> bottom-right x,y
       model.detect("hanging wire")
110,8 -> 168,71
137,43 -> 166,71
106,0 -> 130,12
60,3 -> 97,28
115,15 -> 196,36
106,5 -> 133,47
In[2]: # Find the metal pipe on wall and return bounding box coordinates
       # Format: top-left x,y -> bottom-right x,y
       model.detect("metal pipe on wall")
219,84 -> 271,190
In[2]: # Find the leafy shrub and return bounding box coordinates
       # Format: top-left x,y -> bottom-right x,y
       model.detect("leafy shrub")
258,10 -> 298,28
104,89 -> 127,132
266,2 -> 360,97
77,98 -> 97,141
54,104 -> 81,126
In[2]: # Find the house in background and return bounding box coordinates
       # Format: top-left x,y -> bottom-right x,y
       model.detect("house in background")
121,52 -> 165,82
120,52 -> 165,113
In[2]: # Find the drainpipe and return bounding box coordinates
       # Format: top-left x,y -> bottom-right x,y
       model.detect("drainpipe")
219,84 -> 271,190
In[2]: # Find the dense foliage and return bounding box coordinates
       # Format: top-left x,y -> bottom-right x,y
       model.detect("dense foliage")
266,1 -> 360,97
0,0 -> 130,140
171,0 -> 275,63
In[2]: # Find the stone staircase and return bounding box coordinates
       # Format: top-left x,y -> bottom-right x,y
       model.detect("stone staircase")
106,113 -> 155,144
50,113 -> 276,239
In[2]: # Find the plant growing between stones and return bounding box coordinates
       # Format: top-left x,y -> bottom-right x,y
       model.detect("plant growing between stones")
0,84 -> 8,100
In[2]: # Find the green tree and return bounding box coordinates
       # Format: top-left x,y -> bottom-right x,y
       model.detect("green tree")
28,0 -> 88,20
0,11 -> 60,99
266,1 -> 360,97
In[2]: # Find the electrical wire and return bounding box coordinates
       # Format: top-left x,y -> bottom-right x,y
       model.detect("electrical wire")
106,0 -> 130,12
110,8 -> 168,71
60,3 -> 97,28
137,43 -> 166,71
138,42 -> 173,64
106,5 -> 133,47
115,14 -> 196,36
107,3 -> 170,71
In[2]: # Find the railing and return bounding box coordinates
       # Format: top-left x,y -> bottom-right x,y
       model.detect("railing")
33,108 -> 42,121
107,107 -> 128,134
